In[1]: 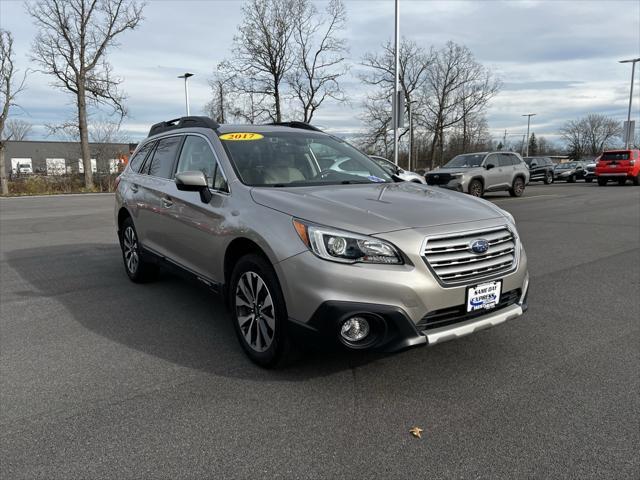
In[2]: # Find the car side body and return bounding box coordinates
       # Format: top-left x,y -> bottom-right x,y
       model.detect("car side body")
554,161 -> 587,182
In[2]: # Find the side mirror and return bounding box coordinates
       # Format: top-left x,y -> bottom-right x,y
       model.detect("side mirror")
175,171 -> 212,203
486,163 -> 495,170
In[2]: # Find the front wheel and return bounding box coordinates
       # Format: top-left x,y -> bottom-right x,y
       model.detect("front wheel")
509,177 -> 525,197
468,179 -> 484,197
229,254 -> 292,368
543,171 -> 554,184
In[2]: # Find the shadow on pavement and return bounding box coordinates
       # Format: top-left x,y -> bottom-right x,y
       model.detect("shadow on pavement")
6,243 -> 387,381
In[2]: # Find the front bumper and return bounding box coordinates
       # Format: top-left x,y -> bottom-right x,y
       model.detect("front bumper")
276,226 -> 529,352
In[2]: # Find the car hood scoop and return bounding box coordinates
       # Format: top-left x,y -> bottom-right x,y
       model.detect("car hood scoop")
251,182 -> 503,235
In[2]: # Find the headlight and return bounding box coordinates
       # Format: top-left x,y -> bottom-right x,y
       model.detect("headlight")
293,220 -> 403,264
502,210 -> 516,225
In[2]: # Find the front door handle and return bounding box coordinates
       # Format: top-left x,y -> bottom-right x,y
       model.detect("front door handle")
161,197 -> 174,208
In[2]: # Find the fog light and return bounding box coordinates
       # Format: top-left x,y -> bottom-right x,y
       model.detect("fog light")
340,317 -> 370,343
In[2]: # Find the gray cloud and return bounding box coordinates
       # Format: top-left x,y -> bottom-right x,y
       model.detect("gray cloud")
2,0 -> 638,144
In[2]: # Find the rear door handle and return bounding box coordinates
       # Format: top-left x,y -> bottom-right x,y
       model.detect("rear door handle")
161,197 -> 174,208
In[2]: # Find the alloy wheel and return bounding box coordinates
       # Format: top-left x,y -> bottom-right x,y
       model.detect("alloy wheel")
235,271 -> 275,352
122,226 -> 139,274
513,178 -> 524,195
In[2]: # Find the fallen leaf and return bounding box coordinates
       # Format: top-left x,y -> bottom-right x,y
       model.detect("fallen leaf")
409,426 -> 423,439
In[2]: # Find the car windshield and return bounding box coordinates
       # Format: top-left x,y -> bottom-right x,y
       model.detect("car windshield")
443,153 -> 485,168
556,162 -> 576,169
220,131 -> 393,187
369,156 -> 397,176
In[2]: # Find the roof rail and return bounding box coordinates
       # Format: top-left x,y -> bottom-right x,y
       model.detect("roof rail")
148,116 -> 220,137
266,121 -> 323,132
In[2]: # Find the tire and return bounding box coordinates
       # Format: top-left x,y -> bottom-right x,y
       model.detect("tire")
509,177 -> 525,197
229,254 -> 292,368
597,177 -> 607,186
468,179 -> 483,197
617,178 -> 626,186
119,217 -> 158,283
543,171 -> 554,184
633,175 -> 639,186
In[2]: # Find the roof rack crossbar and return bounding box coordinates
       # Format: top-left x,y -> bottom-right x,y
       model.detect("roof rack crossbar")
266,121 -> 322,132
148,116 -> 220,137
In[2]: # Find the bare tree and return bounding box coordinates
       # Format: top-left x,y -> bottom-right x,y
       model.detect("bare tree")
205,73 -> 234,124
223,0 -> 298,123
1,30 -> 28,195
5,119 -> 33,141
360,39 -> 432,165
27,0 -> 144,188
424,42 -> 500,167
288,0 -> 348,123
560,113 -> 622,159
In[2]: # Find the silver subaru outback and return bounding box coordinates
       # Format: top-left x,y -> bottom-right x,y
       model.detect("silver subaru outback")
115,117 -> 529,367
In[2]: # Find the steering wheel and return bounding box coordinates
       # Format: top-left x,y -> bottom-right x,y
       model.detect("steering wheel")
312,169 -> 339,180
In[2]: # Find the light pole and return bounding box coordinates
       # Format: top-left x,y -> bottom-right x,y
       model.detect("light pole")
178,72 -> 194,116
619,58 -> 640,149
393,0 -> 400,165
522,113 -> 536,157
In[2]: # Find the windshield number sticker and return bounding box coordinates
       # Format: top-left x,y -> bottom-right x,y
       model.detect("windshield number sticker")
219,132 -> 264,141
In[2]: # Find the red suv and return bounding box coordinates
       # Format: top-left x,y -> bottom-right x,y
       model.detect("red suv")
596,149 -> 640,186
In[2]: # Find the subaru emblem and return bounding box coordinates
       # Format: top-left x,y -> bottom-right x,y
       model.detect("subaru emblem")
470,239 -> 489,254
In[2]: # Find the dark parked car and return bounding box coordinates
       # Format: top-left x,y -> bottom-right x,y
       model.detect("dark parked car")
554,161 -> 587,182
524,157 -> 554,184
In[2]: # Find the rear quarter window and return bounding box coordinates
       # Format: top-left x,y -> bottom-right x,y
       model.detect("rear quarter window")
129,142 -> 154,173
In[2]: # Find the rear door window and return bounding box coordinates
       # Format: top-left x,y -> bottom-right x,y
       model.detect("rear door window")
498,154 -> 513,167
147,136 -> 183,178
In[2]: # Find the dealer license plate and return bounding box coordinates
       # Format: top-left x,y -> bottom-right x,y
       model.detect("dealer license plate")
466,281 -> 502,313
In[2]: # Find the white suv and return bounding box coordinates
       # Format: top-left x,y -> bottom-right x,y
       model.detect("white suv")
425,152 -> 530,197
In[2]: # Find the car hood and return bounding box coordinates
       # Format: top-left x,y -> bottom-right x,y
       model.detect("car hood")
250,182 -> 504,235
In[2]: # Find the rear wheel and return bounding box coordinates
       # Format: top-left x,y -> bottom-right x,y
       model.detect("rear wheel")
617,178 -> 626,186
509,177 -> 525,197
120,217 -> 157,283
597,177 -> 607,186
468,179 -> 483,197
633,175 -> 639,186
229,254 -> 292,368
543,171 -> 553,184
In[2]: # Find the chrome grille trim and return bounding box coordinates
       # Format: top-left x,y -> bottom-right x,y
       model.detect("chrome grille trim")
421,225 -> 518,286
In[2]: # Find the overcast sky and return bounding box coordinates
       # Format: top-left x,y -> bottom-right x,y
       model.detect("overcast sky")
2,0 -> 639,145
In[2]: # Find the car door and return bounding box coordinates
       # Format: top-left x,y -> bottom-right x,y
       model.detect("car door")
529,158 -> 544,180
160,134 -> 230,283
136,135 -> 185,257
483,153 -> 503,189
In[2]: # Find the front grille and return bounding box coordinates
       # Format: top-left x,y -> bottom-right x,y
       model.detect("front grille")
416,289 -> 521,331
425,173 -> 452,185
422,226 -> 517,285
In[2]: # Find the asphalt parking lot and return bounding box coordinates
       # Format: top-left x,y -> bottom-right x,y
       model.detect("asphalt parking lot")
1,183 -> 639,479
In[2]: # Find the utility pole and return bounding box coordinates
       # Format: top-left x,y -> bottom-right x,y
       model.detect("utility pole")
619,58 -> 639,149
393,0 -> 400,165
522,113 -> 536,157
178,73 -> 194,116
